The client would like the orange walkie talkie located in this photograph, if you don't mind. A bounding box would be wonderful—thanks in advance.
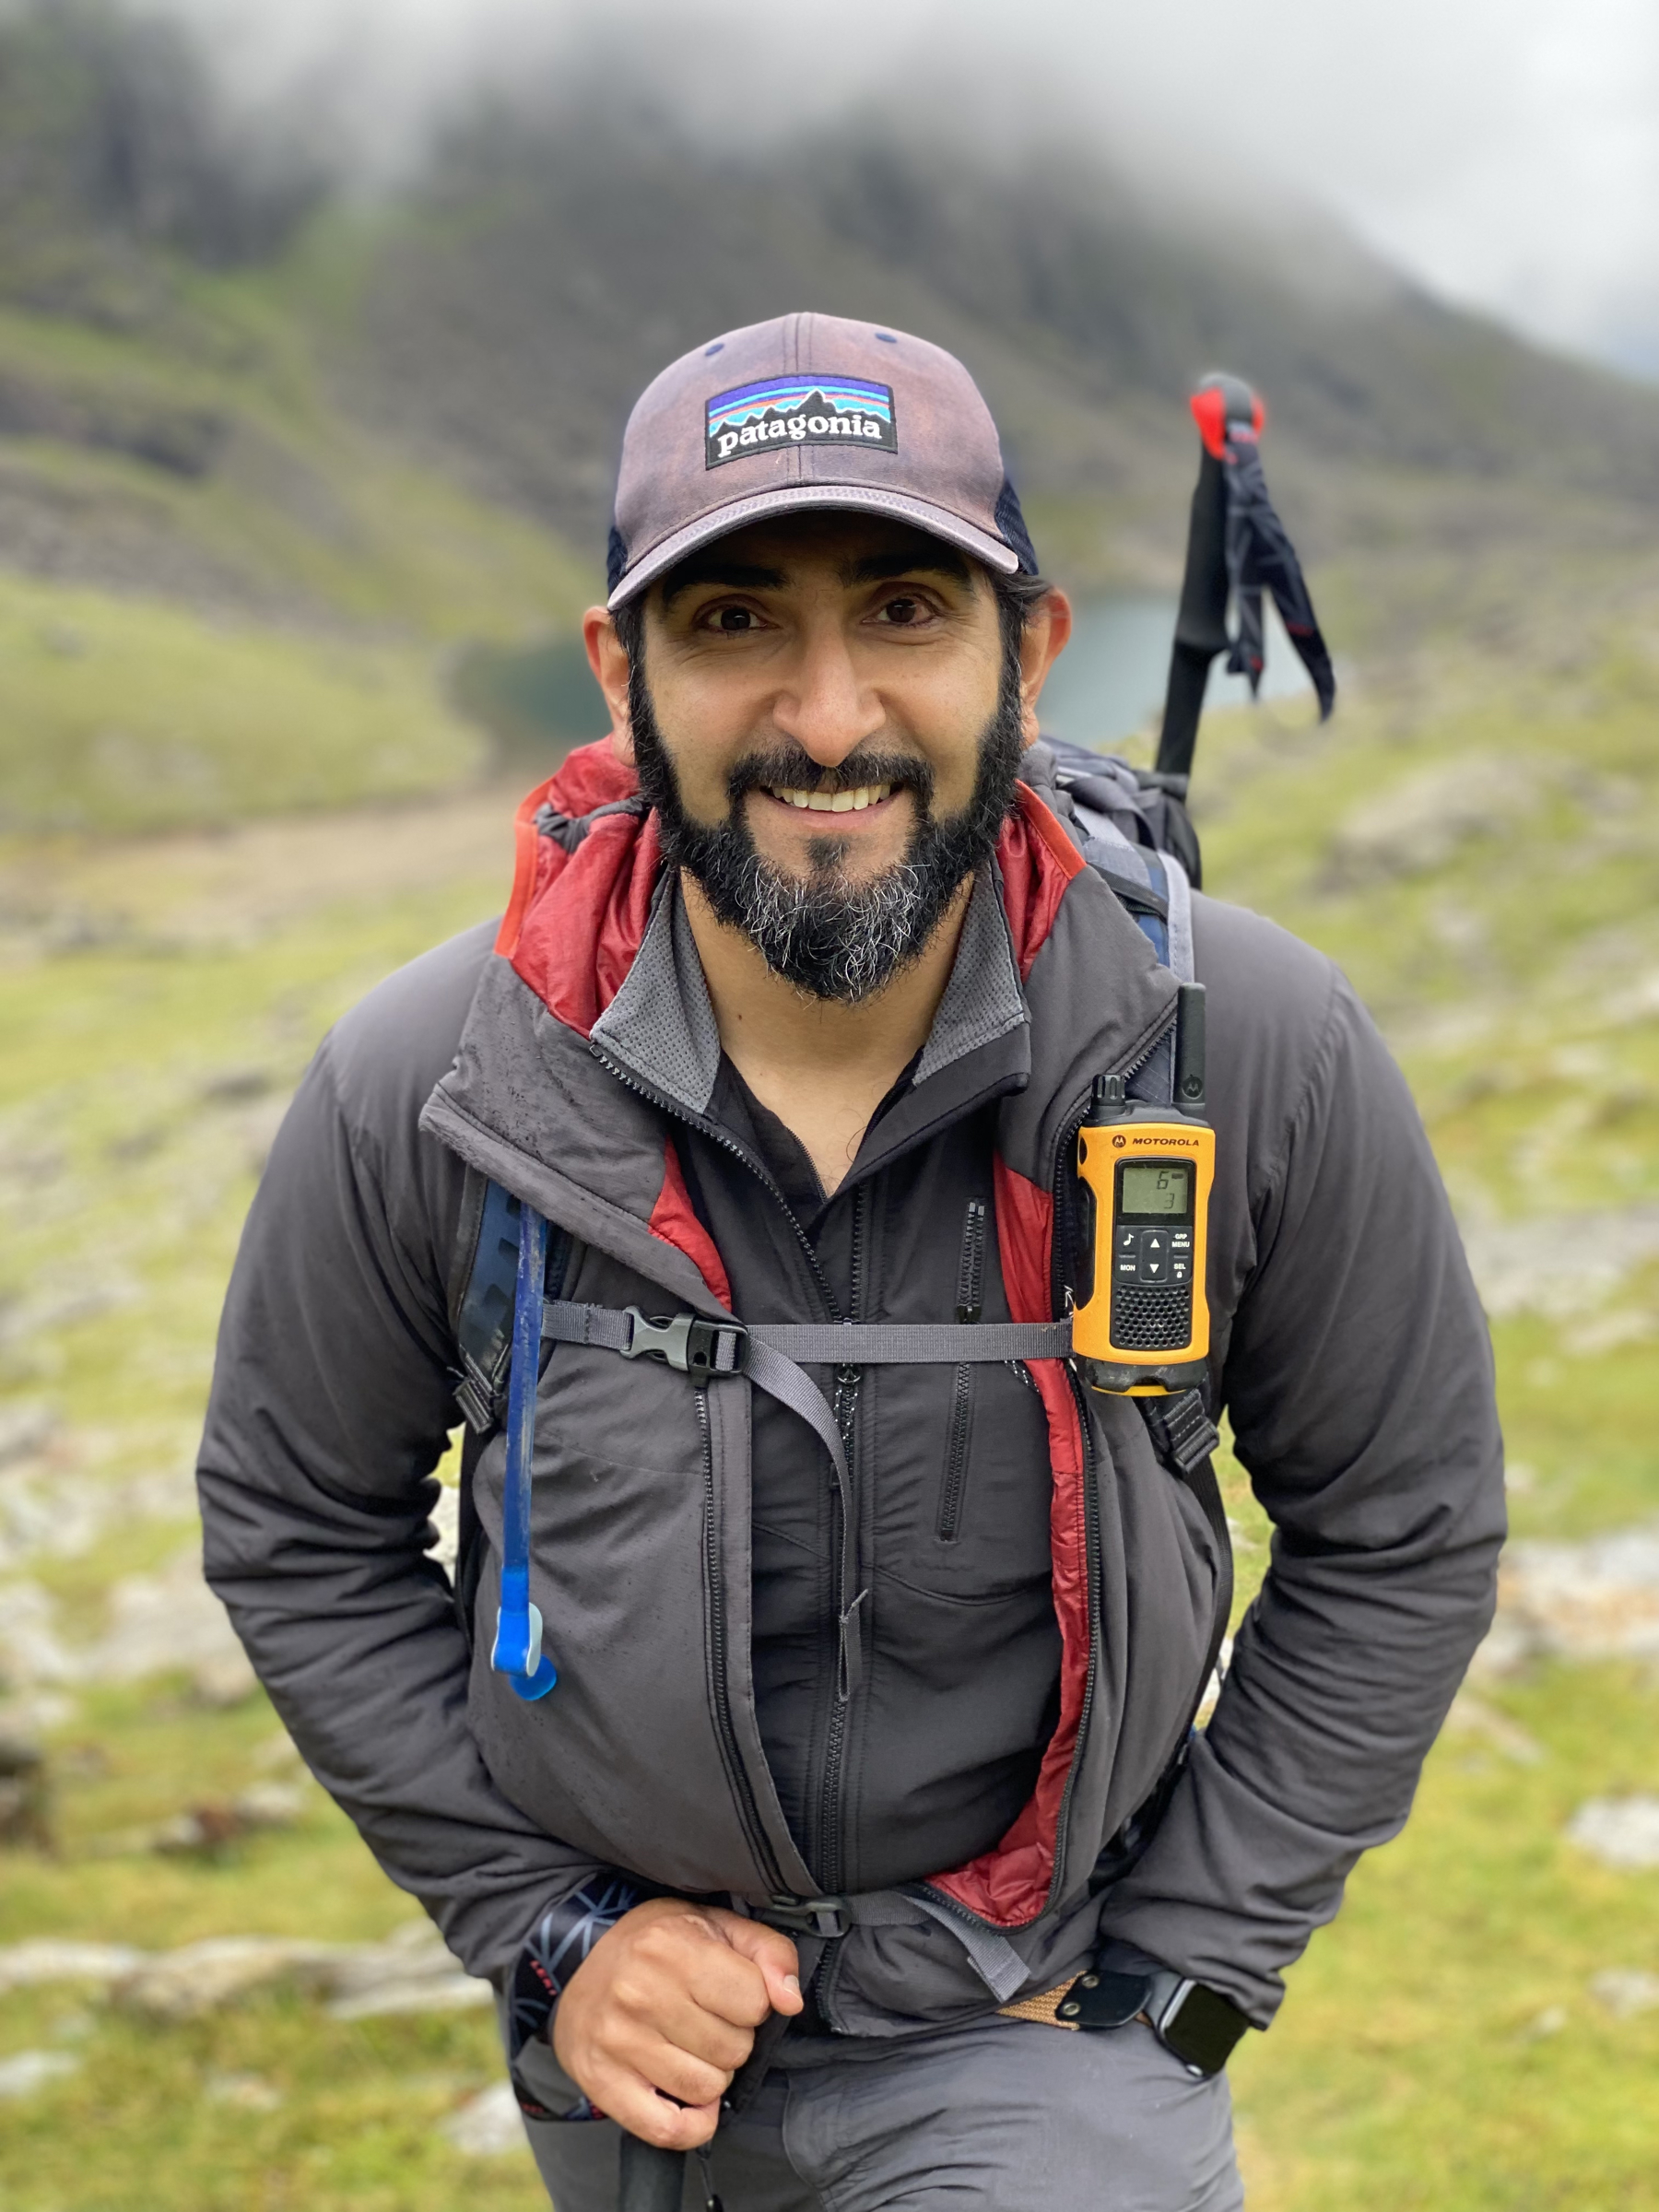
[1073,982,1214,1397]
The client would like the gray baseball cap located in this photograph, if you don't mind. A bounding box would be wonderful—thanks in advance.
[606,310,1040,608]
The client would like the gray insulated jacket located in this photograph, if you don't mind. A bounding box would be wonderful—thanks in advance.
[197,739,1505,2035]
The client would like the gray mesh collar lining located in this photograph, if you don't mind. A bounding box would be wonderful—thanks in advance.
[589,873,724,1116]
[588,861,1030,1120]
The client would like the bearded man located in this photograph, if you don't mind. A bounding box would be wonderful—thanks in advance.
[199,313,1503,2211]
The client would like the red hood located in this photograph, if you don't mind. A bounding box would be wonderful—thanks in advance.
[497,737,1084,1036]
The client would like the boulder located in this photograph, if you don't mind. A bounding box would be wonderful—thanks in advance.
[1565,1796,1659,1871]
[1471,1523,1659,1678]
[0,1940,146,1994]
[1590,1968,1659,2019]
[441,2080,529,2159]
[0,2051,81,2100]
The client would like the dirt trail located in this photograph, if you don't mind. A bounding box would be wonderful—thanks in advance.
[0,778,530,951]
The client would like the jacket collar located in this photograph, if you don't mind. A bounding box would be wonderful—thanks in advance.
[589,861,1030,1126]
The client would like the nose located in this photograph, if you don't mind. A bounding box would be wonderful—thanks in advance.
[770,624,884,771]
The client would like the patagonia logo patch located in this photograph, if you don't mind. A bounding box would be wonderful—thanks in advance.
[705,375,897,468]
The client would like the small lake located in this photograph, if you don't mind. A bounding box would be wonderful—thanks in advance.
[456,594,1313,768]
[1036,593,1312,752]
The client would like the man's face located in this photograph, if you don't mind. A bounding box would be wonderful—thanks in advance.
[631,512,1009,884]
[588,513,1065,1001]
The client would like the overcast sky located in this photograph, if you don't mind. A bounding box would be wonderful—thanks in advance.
[164,0,1659,379]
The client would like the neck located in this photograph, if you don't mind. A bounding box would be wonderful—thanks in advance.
[680,870,973,1195]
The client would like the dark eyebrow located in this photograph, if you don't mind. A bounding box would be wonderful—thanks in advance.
[659,560,787,607]
[841,547,973,587]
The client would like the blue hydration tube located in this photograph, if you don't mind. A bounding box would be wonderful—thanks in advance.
[489,1201,559,1701]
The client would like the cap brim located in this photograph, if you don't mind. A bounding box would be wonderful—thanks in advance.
[607,484,1019,609]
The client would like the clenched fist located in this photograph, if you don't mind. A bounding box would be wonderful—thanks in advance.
[552,1899,803,2148]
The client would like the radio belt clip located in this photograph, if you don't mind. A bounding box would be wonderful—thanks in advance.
[1073,982,1215,1398]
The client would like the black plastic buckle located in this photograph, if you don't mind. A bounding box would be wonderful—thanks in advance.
[1140,1390,1220,1477]
[621,1310,748,1380]
[762,1896,848,1939]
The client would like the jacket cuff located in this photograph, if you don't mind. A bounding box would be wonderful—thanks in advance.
[506,1871,644,2116]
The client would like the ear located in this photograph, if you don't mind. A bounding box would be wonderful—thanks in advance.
[1017,588,1073,747]
[583,606,635,763]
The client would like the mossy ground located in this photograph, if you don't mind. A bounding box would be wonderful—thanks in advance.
[2,611,1657,2207]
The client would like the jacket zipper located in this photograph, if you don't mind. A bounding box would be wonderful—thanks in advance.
[696,1385,787,1895]
[817,1182,867,1896]
[936,1199,986,1542]
[591,1043,843,1900]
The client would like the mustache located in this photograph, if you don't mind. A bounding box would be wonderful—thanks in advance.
[724,745,936,810]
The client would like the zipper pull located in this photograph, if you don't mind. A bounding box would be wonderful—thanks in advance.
[837,1589,868,1701]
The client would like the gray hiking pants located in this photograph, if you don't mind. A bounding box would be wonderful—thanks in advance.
[511,2016,1243,2211]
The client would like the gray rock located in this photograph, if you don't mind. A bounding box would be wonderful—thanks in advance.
[0,2050,81,2099]
[91,1546,247,1686]
[0,1403,55,1469]
[0,1923,489,2023]
[0,1940,146,1994]
[1460,1206,1659,1324]
[1471,1524,1659,1679]
[1589,1968,1659,2018]
[441,2080,530,2159]
[189,1647,261,1709]
[1566,1796,1659,1871]
[117,1937,350,2020]
[115,1924,488,2021]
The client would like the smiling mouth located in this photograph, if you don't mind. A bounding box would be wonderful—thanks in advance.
[765,782,894,814]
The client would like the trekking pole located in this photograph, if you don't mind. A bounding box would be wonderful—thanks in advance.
[1156,372,1244,783]
[1156,371,1335,786]
[618,2133,688,2211]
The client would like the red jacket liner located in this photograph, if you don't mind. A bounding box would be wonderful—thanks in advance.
[496,738,1091,1927]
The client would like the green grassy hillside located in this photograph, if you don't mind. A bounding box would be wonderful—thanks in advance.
[2,596,1657,2207]
[1,9,1657,2206]
[5,1,1659,840]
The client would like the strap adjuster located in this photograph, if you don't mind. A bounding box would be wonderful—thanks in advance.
[620,1308,749,1379]
[761,1895,848,1939]
[1140,1390,1220,1477]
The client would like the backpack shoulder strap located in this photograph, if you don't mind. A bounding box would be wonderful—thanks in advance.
[450,1170,574,1432]
[446,1170,573,1653]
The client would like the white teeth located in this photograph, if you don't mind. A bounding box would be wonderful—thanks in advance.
[770,782,893,814]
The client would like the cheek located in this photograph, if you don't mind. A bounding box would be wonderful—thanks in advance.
[899,671,1001,813]
[650,698,748,821]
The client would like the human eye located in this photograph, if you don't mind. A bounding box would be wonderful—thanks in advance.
[870,588,943,630]
[690,599,771,637]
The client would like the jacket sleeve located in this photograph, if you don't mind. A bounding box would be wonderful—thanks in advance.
[1097,956,1506,2022]
[196,954,613,1982]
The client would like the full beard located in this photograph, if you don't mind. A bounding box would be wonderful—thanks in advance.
[629,657,1027,1005]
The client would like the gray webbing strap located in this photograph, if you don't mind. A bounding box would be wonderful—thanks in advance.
[540,1301,634,1355]
[537,1301,1074,1708]
[748,1321,1072,1365]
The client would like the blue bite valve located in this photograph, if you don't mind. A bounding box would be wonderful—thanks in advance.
[488,1201,559,1702]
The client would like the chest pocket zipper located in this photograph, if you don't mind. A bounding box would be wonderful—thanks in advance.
[936,1199,987,1543]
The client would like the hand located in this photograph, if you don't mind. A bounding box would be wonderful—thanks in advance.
[551,1899,803,2149]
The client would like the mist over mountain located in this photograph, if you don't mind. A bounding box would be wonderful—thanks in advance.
[1,0,1657,627]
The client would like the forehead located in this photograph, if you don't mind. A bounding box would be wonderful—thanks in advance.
[653,511,982,606]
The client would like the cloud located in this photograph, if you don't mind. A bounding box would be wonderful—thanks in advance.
[147,0,1659,375]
